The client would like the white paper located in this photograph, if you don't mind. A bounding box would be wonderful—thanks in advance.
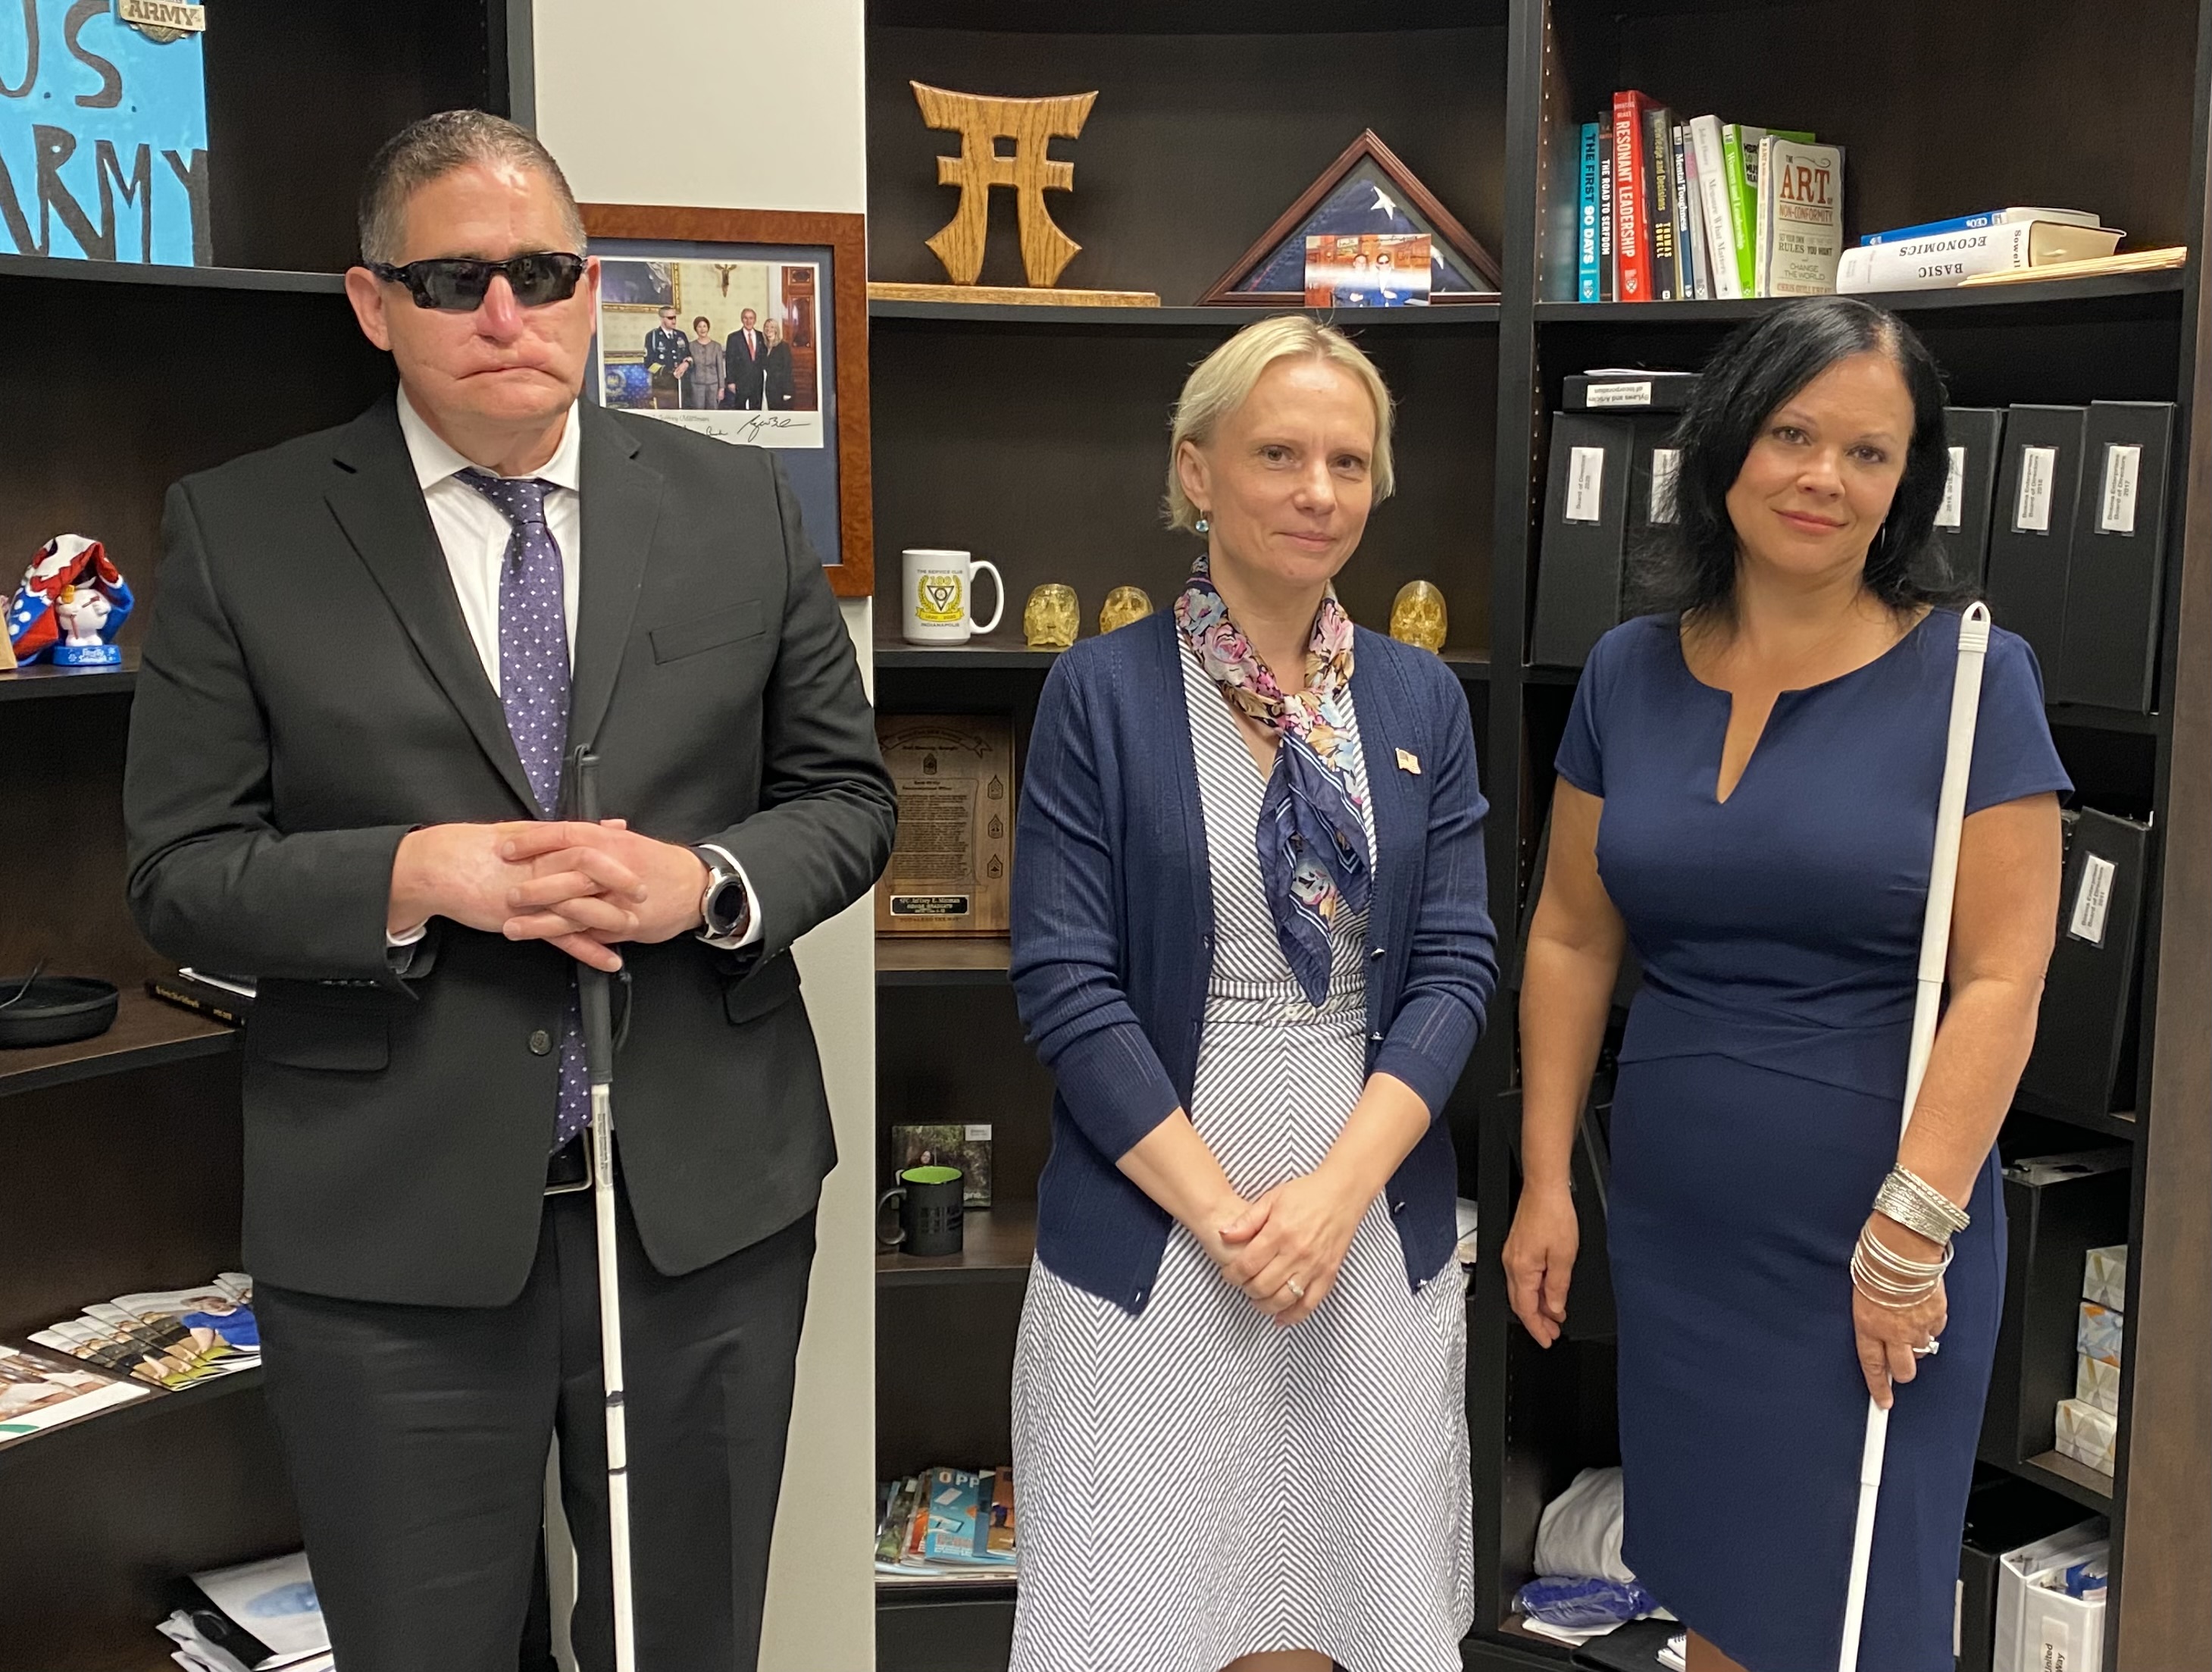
[2067,853,2116,946]
[189,1552,329,1659]
[1583,380,1652,409]
[1649,449,1682,524]
[1564,446,1606,524]
[2098,443,2142,534]
[2015,445,2058,533]
[1936,445,1967,529]
[963,1122,992,1141]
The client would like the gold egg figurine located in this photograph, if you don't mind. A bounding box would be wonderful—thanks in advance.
[1098,585,1154,634]
[1023,584,1081,650]
[1389,579,1449,653]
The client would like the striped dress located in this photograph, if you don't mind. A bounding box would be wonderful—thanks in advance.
[1008,647,1473,1672]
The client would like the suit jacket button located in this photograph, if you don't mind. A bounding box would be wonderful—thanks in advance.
[528,1029,553,1056]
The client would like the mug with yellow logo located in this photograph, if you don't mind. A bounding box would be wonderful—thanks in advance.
[903,548,1005,645]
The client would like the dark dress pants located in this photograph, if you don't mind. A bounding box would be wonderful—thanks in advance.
[258,1184,816,1672]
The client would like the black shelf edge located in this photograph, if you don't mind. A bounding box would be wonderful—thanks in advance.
[1535,269,2186,325]
[0,994,240,1102]
[0,650,141,703]
[874,1575,1018,1599]
[2045,703,2162,736]
[868,298,1502,330]
[0,1366,262,1478]
[878,966,1011,988]
[874,640,1064,670]
[1984,1448,2116,1513]
[2012,1086,2141,1143]
[0,252,348,297]
[878,1206,1035,1288]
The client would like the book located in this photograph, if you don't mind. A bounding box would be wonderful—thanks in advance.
[1958,245,2185,286]
[0,1342,150,1448]
[1611,92,1657,302]
[1675,122,1713,299]
[1730,124,1814,294]
[147,967,256,1026]
[1597,138,1615,300]
[1670,123,1707,299]
[890,1122,993,1208]
[1860,207,2101,245]
[1835,221,2123,294]
[987,1464,1017,1558]
[2054,400,2177,712]
[1757,135,1844,295]
[1644,102,1679,301]
[874,1464,1018,1583]
[1577,122,1601,302]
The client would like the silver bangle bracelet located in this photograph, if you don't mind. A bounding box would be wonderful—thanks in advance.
[1873,1166,1970,1245]
[1851,1223,1953,1309]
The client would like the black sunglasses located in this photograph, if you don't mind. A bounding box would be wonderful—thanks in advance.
[368,252,587,312]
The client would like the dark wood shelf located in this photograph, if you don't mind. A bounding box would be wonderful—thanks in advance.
[0,253,347,299]
[2013,1087,2140,1143]
[0,1367,262,1480]
[870,298,1502,330]
[874,637,1065,671]
[874,1571,1018,1598]
[872,0,1506,31]
[2004,1448,2117,1511]
[0,990,239,1101]
[878,938,1012,985]
[0,650,140,703]
[1534,268,2186,326]
[2045,703,2164,737]
[875,1589,1018,1672]
[878,1204,1036,1288]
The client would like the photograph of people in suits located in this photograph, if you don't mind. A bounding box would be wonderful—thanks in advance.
[680,315,725,409]
[724,308,768,410]
[640,305,688,408]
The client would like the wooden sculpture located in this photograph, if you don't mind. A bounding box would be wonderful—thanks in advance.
[868,82,1159,308]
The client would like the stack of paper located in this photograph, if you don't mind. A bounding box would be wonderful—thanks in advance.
[158,1551,333,1672]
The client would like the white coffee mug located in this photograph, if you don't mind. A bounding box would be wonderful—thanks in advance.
[903,549,1005,644]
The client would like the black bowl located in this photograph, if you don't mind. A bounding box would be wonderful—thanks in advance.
[0,975,120,1048]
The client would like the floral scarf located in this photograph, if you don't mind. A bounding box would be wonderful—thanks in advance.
[1175,556,1370,1005]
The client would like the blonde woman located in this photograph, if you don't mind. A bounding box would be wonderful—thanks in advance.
[1009,316,1499,1672]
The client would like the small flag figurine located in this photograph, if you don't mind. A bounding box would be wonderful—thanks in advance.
[1396,748,1422,775]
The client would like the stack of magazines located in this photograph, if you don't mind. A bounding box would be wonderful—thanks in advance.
[0,1342,150,1448]
[27,1273,259,1392]
[158,1550,333,1672]
[875,1465,1016,1586]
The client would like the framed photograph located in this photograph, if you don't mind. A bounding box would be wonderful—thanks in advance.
[1305,233,1432,308]
[578,205,873,596]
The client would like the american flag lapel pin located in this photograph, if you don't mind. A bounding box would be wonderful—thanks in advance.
[1396,748,1421,775]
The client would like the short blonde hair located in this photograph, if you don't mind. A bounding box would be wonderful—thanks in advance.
[1164,315,1397,532]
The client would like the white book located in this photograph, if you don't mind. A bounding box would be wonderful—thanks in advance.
[1676,127,1712,299]
[1687,116,1741,299]
[1759,136,1844,295]
[1837,220,2126,293]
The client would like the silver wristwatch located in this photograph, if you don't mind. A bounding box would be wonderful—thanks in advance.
[693,844,752,949]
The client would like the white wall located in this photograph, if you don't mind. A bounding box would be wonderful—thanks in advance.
[530,7,874,1670]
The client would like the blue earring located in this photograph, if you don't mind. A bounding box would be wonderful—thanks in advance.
[1194,515,1211,535]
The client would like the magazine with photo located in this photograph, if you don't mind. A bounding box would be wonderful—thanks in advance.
[0,1342,150,1448]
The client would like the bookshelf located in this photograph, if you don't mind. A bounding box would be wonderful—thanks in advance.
[863,2,2210,1669]
[0,6,523,1666]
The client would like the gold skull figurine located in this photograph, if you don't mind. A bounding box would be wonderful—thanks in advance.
[1098,585,1154,634]
[1023,584,1081,650]
[1389,580,1449,653]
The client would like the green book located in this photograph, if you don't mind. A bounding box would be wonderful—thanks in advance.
[1723,124,1815,296]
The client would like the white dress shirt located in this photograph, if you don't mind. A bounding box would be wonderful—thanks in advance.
[387,392,759,949]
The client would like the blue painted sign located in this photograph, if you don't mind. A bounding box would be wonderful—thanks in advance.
[1,2,211,265]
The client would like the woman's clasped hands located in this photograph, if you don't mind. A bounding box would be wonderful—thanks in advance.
[1203,1165,1371,1328]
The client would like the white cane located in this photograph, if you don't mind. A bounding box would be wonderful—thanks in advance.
[569,747,640,1672]
[1836,602,1991,1670]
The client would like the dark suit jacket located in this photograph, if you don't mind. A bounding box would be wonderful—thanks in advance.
[763,341,795,409]
[1010,612,1497,1313]
[726,329,768,400]
[124,396,896,1308]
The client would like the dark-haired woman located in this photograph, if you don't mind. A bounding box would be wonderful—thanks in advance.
[1502,298,2069,1672]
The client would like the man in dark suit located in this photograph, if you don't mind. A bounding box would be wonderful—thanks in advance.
[725,306,768,409]
[122,111,896,1672]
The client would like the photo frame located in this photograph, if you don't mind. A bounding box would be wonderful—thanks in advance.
[1200,130,1503,306]
[578,205,873,596]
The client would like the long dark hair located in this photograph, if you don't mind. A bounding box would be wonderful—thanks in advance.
[1627,296,1961,620]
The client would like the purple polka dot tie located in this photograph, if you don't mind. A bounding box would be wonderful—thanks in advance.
[460,470,590,1149]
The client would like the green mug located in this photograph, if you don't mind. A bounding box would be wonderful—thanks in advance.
[878,1164,965,1256]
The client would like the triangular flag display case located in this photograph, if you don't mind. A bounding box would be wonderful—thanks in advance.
[1200,129,1504,306]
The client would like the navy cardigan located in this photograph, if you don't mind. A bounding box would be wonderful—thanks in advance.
[1010,610,1499,1314]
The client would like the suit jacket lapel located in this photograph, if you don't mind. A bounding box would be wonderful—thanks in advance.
[324,399,538,813]
[568,405,663,755]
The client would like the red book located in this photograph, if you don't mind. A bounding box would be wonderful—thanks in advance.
[1611,90,1656,302]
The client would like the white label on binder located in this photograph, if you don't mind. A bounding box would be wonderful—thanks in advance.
[964,1122,993,1141]
[1935,446,1967,529]
[2098,443,2142,534]
[1564,446,1605,523]
[2067,853,2117,946]
[1585,380,1652,409]
[2015,445,2057,532]
[1649,449,1682,524]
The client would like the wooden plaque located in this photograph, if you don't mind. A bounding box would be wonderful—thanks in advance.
[874,715,1015,936]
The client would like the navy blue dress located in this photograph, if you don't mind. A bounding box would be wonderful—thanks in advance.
[1555,610,2071,1672]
